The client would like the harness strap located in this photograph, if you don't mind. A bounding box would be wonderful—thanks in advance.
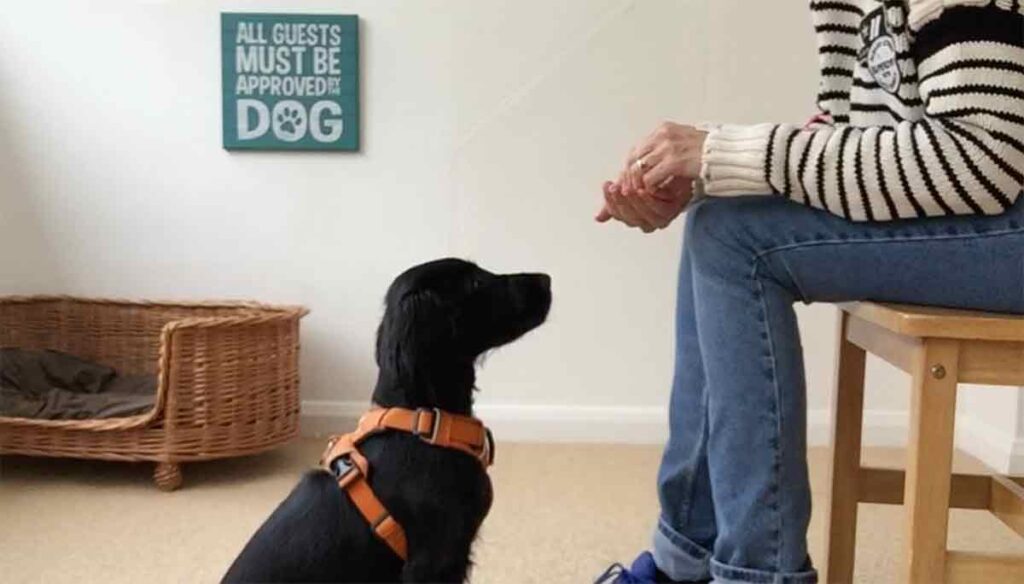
[319,407,494,561]
[358,407,493,466]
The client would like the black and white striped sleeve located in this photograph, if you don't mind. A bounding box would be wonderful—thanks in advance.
[699,6,1024,221]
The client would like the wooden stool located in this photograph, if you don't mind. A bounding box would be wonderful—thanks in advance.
[824,302,1024,583]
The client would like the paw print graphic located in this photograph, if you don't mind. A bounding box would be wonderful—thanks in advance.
[276,106,304,137]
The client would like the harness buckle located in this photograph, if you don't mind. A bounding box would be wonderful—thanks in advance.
[330,453,361,487]
[413,407,442,443]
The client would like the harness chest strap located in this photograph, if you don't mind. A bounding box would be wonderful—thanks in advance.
[319,407,494,561]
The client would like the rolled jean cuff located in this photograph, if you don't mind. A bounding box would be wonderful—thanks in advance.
[652,518,711,581]
[710,558,818,584]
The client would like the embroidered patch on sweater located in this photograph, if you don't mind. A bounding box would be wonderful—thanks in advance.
[859,4,903,93]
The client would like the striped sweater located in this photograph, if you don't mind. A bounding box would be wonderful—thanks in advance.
[700,0,1024,221]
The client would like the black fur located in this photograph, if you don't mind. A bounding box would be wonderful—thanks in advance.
[223,258,552,583]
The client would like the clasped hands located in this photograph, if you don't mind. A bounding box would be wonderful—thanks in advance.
[595,122,708,233]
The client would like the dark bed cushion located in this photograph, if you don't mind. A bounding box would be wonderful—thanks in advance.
[0,348,156,420]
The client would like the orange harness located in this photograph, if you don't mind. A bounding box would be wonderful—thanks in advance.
[319,407,495,561]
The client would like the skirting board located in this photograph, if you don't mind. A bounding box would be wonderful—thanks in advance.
[956,413,1024,475]
[300,402,670,444]
[301,401,1024,474]
[301,401,910,446]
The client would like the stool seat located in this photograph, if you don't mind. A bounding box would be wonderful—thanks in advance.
[842,302,1024,341]
[824,302,1024,583]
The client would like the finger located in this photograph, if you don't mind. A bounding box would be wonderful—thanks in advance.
[605,190,639,227]
[655,176,694,203]
[612,192,655,230]
[625,138,656,194]
[610,179,629,200]
[627,141,661,192]
[636,146,670,193]
[620,165,631,194]
[655,196,686,221]
[640,191,689,230]
[603,182,622,214]
[603,190,630,224]
[629,191,669,228]
[626,139,657,174]
[617,170,636,198]
[634,193,676,228]
[643,156,685,191]
[653,182,695,215]
[655,174,677,193]
[596,182,615,222]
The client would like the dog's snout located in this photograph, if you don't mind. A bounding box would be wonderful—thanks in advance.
[513,273,552,299]
[510,273,552,318]
[515,273,550,289]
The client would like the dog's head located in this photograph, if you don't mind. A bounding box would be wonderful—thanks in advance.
[374,258,551,412]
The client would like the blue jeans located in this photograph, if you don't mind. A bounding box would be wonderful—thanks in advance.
[653,195,1024,584]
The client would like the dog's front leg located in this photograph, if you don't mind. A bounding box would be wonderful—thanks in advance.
[400,533,474,584]
[401,557,470,584]
[397,496,483,583]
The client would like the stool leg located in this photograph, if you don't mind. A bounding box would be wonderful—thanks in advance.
[903,339,959,584]
[824,312,867,584]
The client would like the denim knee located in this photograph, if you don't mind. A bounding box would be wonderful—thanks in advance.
[685,196,766,279]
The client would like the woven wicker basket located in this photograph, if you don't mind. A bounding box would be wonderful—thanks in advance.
[0,296,309,490]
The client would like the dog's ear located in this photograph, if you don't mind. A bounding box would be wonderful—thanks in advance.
[375,289,453,395]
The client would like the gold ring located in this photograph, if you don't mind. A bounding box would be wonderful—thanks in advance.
[634,157,648,171]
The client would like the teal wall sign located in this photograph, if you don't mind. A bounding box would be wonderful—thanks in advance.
[221,13,359,151]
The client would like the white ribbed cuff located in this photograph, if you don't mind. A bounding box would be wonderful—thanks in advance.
[700,124,776,197]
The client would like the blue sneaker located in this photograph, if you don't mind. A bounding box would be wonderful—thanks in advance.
[594,551,660,583]
[594,551,710,584]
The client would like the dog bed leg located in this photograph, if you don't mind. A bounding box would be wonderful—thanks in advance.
[154,462,183,491]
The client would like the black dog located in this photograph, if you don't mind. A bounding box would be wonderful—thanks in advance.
[223,258,552,583]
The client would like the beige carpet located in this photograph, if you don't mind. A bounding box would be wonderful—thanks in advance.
[1,441,1022,583]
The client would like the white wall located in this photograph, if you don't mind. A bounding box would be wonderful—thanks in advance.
[2,0,1020,469]
[0,75,64,293]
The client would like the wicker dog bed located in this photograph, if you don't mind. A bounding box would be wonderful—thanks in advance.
[0,296,308,490]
